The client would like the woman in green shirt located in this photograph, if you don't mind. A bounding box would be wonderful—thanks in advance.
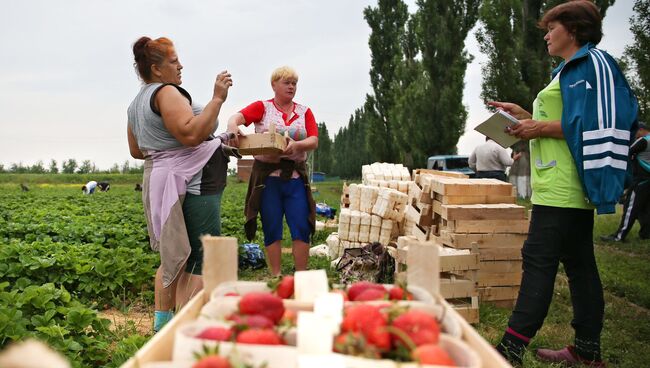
[488,2,633,366]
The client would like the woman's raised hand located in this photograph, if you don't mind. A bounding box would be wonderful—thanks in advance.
[488,101,532,120]
[213,70,233,102]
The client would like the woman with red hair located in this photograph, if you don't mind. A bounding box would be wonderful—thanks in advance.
[127,36,234,332]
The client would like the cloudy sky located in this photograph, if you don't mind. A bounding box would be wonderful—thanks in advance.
[0,0,635,170]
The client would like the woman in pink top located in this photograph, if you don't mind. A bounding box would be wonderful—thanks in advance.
[227,66,318,276]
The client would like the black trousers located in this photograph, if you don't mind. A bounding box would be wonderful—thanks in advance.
[476,170,507,182]
[614,179,650,241]
[508,205,604,343]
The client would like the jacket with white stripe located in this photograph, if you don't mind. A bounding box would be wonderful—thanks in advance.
[553,43,639,214]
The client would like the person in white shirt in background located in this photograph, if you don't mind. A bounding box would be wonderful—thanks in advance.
[81,181,97,195]
[469,137,522,182]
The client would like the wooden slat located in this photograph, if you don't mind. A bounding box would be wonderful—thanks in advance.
[478,286,520,301]
[476,270,522,287]
[444,219,529,234]
[440,277,478,299]
[440,204,527,221]
[436,231,527,249]
[479,260,522,273]
[433,192,516,205]
[430,177,513,196]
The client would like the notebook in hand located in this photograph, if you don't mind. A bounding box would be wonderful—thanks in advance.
[474,110,521,148]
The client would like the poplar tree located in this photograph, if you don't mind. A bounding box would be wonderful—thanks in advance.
[477,0,615,112]
[392,0,479,166]
[363,0,410,162]
[314,122,333,174]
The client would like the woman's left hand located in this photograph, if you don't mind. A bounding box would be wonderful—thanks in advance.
[507,119,543,140]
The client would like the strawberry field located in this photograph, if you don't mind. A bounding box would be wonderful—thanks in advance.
[1,175,649,367]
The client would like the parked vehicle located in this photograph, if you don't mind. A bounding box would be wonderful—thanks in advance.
[426,155,475,177]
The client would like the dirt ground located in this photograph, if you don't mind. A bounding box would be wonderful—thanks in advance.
[99,306,153,336]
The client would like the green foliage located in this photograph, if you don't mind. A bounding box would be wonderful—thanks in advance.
[0,173,143,184]
[0,186,157,306]
[476,0,615,112]
[62,158,78,174]
[0,282,113,367]
[314,122,333,174]
[330,109,373,178]
[622,0,650,123]
[49,159,59,174]
[363,0,410,163]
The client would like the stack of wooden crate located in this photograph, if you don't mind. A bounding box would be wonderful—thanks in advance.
[429,177,528,310]
[393,235,480,323]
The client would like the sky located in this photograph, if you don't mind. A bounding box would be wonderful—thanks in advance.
[0,0,636,171]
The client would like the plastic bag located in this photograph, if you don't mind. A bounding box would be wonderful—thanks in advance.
[238,243,266,270]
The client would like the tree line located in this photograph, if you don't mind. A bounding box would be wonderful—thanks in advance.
[314,0,649,179]
[0,159,144,174]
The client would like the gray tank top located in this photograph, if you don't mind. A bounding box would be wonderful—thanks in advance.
[127,83,216,194]
[127,83,208,151]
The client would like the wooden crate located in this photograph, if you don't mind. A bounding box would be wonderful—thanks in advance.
[122,236,511,368]
[237,124,287,155]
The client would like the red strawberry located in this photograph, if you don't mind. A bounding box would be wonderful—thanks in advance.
[195,326,233,341]
[388,286,413,301]
[391,310,440,347]
[277,275,295,299]
[347,281,386,301]
[354,288,388,301]
[412,344,456,366]
[341,304,391,351]
[238,292,285,324]
[228,313,275,330]
[267,275,295,299]
[192,355,231,368]
[236,328,283,345]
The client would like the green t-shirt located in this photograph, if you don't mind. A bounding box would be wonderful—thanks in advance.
[530,74,593,209]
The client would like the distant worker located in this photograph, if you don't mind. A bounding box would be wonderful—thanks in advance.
[97,182,111,192]
[81,181,97,195]
[469,137,521,181]
[601,122,650,242]
[134,183,143,192]
[20,183,29,192]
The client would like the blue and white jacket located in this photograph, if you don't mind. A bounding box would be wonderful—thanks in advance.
[554,43,639,214]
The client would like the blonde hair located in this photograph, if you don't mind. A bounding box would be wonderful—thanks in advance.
[270,66,298,83]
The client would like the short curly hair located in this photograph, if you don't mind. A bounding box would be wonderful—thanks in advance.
[539,0,602,46]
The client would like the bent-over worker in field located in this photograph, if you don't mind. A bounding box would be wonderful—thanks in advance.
[489,1,638,366]
[81,180,97,195]
[227,66,318,276]
[127,36,233,332]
